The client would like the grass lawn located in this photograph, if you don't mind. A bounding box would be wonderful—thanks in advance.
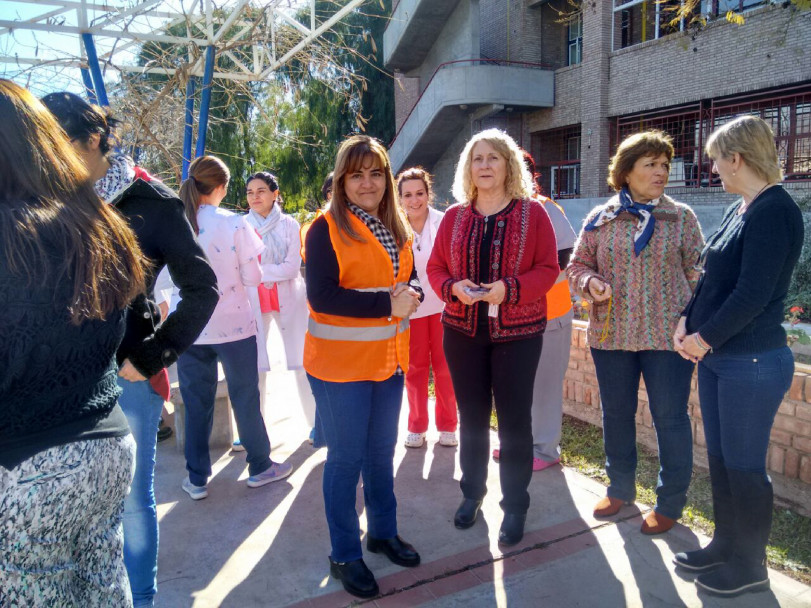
[558,414,811,585]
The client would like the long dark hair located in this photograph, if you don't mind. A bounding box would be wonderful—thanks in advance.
[40,91,120,154]
[179,156,230,234]
[0,80,144,324]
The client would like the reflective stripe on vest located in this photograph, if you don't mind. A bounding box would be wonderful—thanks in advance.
[308,317,409,342]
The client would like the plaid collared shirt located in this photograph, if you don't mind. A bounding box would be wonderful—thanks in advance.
[347,202,400,279]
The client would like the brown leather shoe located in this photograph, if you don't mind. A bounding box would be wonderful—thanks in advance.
[593,496,629,518]
[641,511,675,535]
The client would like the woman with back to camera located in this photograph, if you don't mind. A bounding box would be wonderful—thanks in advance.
[177,156,293,500]
[0,79,145,606]
[304,135,423,599]
[244,171,311,435]
[42,91,218,608]
[568,130,704,534]
[673,116,803,597]
[397,166,458,450]
[426,128,559,546]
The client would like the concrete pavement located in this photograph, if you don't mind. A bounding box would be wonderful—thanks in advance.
[153,366,811,608]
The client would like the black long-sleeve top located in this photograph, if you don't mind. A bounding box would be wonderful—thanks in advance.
[115,179,219,376]
[304,216,422,317]
[684,185,803,354]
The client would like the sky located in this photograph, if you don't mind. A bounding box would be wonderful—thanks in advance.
[0,0,317,96]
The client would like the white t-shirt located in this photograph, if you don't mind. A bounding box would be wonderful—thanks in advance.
[189,205,264,344]
[544,200,577,252]
[411,207,445,320]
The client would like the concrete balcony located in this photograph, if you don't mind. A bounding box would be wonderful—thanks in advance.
[388,61,555,173]
[384,0,462,71]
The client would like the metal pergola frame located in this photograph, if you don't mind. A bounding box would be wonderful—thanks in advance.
[0,0,366,177]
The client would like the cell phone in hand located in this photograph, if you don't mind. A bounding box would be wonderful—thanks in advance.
[463,286,490,297]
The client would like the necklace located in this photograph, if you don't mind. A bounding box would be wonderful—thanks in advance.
[738,183,773,215]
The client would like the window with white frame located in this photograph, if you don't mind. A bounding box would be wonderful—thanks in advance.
[568,14,582,65]
[613,0,695,50]
[703,0,769,16]
[532,126,581,199]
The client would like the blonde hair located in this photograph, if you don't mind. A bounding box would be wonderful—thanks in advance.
[705,115,783,183]
[452,128,533,204]
[330,135,410,247]
[607,131,674,192]
[179,155,230,234]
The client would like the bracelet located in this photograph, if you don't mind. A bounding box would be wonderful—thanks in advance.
[693,333,711,352]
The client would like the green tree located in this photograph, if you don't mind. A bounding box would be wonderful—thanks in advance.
[251,0,394,210]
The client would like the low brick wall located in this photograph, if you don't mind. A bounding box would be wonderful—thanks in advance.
[563,321,811,515]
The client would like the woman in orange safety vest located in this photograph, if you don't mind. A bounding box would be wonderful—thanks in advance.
[303,135,423,599]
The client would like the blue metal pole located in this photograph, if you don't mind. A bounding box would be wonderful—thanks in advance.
[80,67,97,104]
[182,77,196,181]
[81,33,109,106]
[195,46,216,159]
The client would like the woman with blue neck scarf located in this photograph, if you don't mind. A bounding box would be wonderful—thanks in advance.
[568,131,704,535]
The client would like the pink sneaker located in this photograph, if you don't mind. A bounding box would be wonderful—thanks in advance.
[533,457,560,472]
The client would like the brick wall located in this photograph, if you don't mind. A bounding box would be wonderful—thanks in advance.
[607,5,811,118]
[564,321,811,515]
[578,0,613,198]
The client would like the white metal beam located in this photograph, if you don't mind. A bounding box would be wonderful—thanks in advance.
[264,0,365,75]
[1,0,368,84]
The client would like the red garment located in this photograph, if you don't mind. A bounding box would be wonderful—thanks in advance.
[426,198,559,341]
[406,313,457,433]
[257,283,280,313]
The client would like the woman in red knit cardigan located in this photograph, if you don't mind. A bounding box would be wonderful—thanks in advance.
[427,128,558,546]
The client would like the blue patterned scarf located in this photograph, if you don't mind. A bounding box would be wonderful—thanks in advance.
[584,187,658,256]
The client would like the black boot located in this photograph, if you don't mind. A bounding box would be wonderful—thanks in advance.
[454,498,483,529]
[329,557,379,598]
[674,454,734,572]
[367,535,421,567]
[695,468,772,597]
[498,513,526,546]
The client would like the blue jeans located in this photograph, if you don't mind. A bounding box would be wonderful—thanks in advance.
[177,337,272,486]
[591,349,694,520]
[307,373,404,563]
[117,378,164,608]
[698,346,794,473]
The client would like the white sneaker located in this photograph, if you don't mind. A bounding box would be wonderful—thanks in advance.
[182,477,208,500]
[231,439,246,452]
[439,431,458,447]
[404,432,426,448]
[247,461,293,488]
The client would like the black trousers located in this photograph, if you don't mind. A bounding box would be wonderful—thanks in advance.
[443,326,542,515]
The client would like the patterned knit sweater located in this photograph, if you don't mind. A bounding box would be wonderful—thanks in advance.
[0,248,129,470]
[427,198,559,341]
[568,194,704,351]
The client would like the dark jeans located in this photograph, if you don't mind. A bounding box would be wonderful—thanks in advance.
[444,327,542,515]
[307,373,404,563]
[591,348,694,520]
[177,336,272,487]
[698,346,794,473]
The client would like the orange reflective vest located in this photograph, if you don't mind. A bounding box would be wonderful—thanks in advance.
[304,211,413,382]
[540,197,574,320]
